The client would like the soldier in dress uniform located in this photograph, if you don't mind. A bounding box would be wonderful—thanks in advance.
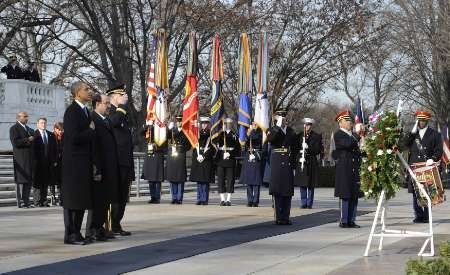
[142,122,166,204]
[215,117,240,206]
[107,85,134,236]
[166,115,191,204]
[294,118,323,209]
[267,108,297,225]
[190,116,215,205]
[401,110,443,223]
[332,110,362,228]
[240,122,264,207]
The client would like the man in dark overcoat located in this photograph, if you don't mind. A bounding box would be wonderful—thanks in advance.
[85,93,120,242]
[240,122,264,207]
[32,117,58,207]
[294,118,323,209]
[142,123,166,204]
[166,115,191,204]
[1,56,23,79]
[214,117,240,206]
[401,110,443,223]
[10,111,34,208]
[190,116,215,205]
[61,81,95,245]
[107,85,134,236]
[332,110,362,228]
[267,108,297,225]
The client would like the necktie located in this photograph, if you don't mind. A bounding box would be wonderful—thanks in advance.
[104,118,110,128]
[43,131,48,145]
[83,107,89,118]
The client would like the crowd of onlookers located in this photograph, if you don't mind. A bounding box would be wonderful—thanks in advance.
[10,111,63,208]
[1,55,41,82]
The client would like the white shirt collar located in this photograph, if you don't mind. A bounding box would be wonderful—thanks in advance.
[419,126,428,139]
[17,121,27,129]
[340,128,353,137]
[75,100,86,109]
[95,111,106,120]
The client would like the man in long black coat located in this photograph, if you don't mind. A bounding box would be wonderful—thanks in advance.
[85,93,120,241]
[32,117,57,207]
[214,118,240,206]
[401,110,443,223]
[166,115,191,204]
[332,110,362,228]
[23,61,41,82]
[142,123,166,204]
[10,111,34,208]
[267,108,297,225]
[190,116,215,205]
[107,85,134,236]
[62,81,95,245]
[294,118,323,209]
[1,56,23,79]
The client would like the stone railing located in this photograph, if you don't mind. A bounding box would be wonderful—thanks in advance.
[0,79,66,151]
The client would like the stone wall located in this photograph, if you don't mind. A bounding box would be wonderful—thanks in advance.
[0,79,66,151]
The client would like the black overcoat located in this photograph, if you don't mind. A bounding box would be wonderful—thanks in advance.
[190,130,216,183]
[61,101,95,210]
[294,131,322,188]
[32,130,57,189]
[9,123,34,184]
[332,129,362,199]
[92,112,120,204]
[166,128,191,182]
[267,126,297,196]
[1,64,23,79]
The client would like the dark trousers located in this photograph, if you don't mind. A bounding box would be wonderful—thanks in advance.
[300,187,315,207]
[196,182,210,202]
[111,203,126,231]
[33,184,48,205]
[412,191,429,220]
[340,198,358,224]
[247,185,260,204]
[16,183,31,207]
[217,166,235,193]
[170,182,185,201]
[149,181,161,200]
[274,195,292,222]
[63,208,85,240]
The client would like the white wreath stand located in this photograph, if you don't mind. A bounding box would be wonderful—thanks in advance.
[364,152,434,257]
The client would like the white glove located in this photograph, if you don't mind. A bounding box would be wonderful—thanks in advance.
[411,120,418,134]
[302,142,308,149]
[355,123,362,134]
[197,155,204,163]
[249,154,256,161]
[276,116,283,127]
[168,121,174,130]
[426,159,434,166]
[223,152,230,160]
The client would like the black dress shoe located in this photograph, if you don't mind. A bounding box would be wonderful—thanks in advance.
[275,220,282,225]
[226,201,231,206]
[220,201,226,206]
[203,202,208,205]
[113,229,131,236]
[171,200,176,204]
[413,218,424,223]
[84,236,95,244]
[253,204,258,207]
[105,231,116,239]
[196,201,202,205]
[64,239,85,245]
[176,200,182,205]
[348,222,361,228]
[301,205,307,209]
[284,220,293,225]
[423,219,429,223]
[339,222,349,228]
[95,235,108,242]
[307,206,312,209]
[247,202,252,207]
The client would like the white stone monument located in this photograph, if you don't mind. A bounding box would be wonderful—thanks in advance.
[0,79,66,151]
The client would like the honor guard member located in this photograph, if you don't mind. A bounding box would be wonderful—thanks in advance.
[240,122,264,207]
[107,85,134,236]
[166,115,191,204]
[267,108,297,225]
[294,118,323,209]
[402,110,443,223]
[142,121,166,204]
[332,110,362,228]
[215,117,240,206]
[190,116,216,205]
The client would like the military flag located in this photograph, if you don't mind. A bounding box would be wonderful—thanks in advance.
[154,29,169,146]
[210,34,225,141]
[238,33,253,145]
[254,32,270,142]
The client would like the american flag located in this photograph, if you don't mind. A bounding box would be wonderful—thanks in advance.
[146,34,158,125]
[441,124,450,167]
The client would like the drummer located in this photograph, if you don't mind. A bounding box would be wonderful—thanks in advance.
[402,110,443,223]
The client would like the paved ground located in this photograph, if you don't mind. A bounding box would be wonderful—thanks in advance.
[0,187,448,275]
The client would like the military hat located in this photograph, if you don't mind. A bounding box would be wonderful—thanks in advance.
[224,117,233,123]
[275,108,288,117]
[106,84,126,95]
[303,118,315,124]
[415,110,431,120]
[200,116,211,123]
[175,114,183,121]
[335,110,353,122]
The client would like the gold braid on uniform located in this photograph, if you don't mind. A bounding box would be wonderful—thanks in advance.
[116,107,127,115]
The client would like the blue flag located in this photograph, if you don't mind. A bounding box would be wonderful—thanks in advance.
[210,80,224,140]
[238,93,252,145]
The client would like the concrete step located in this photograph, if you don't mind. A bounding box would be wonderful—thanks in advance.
[0,183,15,191]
